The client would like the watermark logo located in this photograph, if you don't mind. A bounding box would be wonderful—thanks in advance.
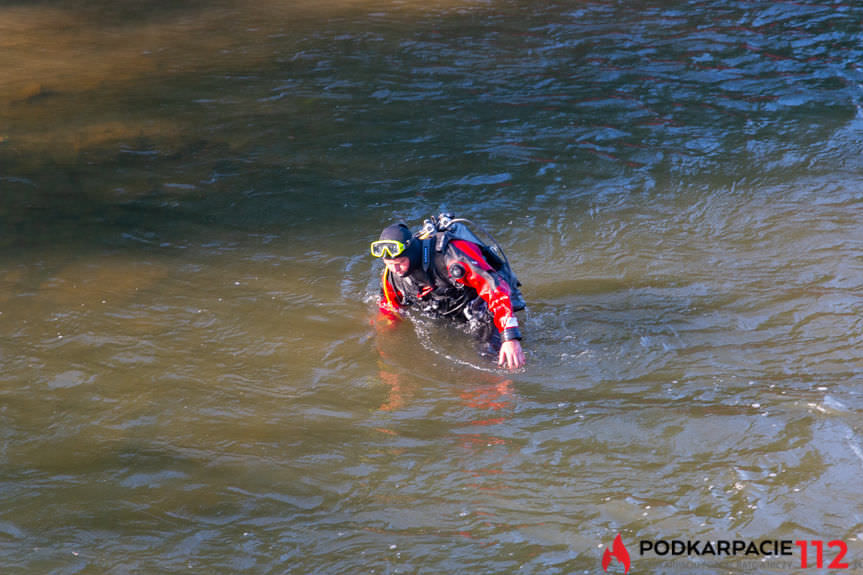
[599,535,854,571]
[602,534,631,573]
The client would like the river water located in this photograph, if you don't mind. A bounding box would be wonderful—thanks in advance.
[2,1,863,573]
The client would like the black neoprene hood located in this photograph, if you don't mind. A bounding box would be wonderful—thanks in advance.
[378,223,412,244]
[378,222,422,273]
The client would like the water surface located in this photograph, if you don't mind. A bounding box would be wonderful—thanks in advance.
[2,1,863,573]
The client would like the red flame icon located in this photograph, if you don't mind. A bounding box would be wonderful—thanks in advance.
[602,534,631,573]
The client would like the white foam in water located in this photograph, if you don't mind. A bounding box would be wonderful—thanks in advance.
[821,394,847,412]
[846,436,863,469]
[411,319,502,374]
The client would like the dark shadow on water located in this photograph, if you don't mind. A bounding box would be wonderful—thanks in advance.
[0,0,228,22]
[1,0,860,255]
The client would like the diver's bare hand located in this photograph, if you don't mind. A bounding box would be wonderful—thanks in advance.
[498,340,525,370]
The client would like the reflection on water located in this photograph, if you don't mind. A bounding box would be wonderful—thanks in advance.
[2,0,863,573]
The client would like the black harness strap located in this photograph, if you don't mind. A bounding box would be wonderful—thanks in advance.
[422,237,432,273]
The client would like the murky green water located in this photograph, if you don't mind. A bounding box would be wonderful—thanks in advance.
[2,1,863,573]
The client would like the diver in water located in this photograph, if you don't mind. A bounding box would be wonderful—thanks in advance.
[371,216,525,370]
